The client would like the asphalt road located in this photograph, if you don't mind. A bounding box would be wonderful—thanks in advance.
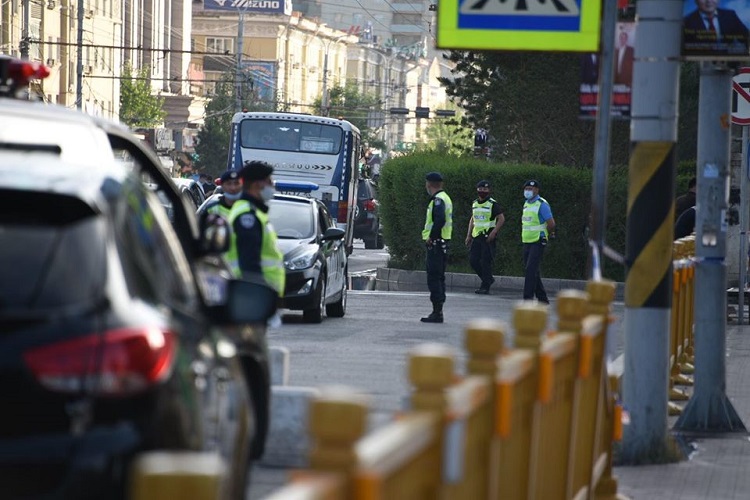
[347,240,389,275]
[248,287,626,499]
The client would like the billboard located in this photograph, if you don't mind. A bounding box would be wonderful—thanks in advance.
[241,61,277,103]
[203,0,292,14]
[682,0,750,59]
[579,22,635,119]
[437,0,601,52]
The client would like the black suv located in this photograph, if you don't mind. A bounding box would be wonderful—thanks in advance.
[0,56,276,499]
[354,178,384,249]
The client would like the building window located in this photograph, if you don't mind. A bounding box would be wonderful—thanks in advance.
[206,37,234,54]
[393,13,422,25]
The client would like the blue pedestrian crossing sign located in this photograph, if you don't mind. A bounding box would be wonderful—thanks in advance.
[437,0,601,52]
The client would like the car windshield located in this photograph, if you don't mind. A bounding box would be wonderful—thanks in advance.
[268,199,315,239]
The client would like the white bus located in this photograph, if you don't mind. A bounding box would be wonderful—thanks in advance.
[227,112,361,253]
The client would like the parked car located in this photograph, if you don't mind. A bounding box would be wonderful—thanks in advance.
[269,194,348,323]
[0,55,275,499]
[354,178,384,249]
[172,177,207,211]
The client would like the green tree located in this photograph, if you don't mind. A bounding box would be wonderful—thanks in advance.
[415,107,473,156]
[313,82,384,150]
[119,63,166,128]
[194,71,277,177]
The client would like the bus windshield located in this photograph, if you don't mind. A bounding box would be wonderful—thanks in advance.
[240,119,343,155]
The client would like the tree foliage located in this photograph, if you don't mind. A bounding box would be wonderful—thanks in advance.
[439,52,700,167]
[194,71,277,177]
[119,63,166,128]
[415,110,474,157]
[313,82,384,150]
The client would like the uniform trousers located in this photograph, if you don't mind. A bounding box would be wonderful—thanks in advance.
[426,240,448,304]
[522,240,549,303]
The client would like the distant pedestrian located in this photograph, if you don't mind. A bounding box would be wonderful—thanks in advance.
[421,172,453,323]
[521,180,555,304]
[465,180,505,294]
[202,169,242,218]
[675,176,697,222]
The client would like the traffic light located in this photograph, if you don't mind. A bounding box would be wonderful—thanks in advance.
[390,107,409,115]
[435,109,456,117]
[415,107,430,119]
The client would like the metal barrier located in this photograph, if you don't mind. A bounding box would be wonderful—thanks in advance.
[262,279,622,500]
[668,236,696,415]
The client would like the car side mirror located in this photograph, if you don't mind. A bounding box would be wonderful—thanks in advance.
[200,213,230,255]
[224,278,278,324]
[322,227,345,241]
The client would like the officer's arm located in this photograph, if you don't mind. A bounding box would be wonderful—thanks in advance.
[466,216,474,244]
[430,198,446,240]
[540,203,556,237]
[233,213,264,275]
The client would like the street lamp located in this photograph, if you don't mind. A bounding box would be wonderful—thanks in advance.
[321,33,350,116]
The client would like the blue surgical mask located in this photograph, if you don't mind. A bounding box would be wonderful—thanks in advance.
[223,191,242,201]
[524,189,534,200]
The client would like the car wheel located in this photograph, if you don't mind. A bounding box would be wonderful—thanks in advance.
[303,277,326,323]
[364,235,378,249]
[326,275,347,318]
[376,231,385,250]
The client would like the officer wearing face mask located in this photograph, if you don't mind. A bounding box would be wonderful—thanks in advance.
[227,161,285,296]
[466,180,505,294]
[521,180,555,304]
[203,169,243,218]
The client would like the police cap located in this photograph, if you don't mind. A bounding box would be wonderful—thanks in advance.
[241,161,274,182]
[524,179,540,189]
[220,170,240,182]
[476,180,490,188]
[425,172,443,182]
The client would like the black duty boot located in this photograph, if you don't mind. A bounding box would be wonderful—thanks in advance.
[420,302,444,323]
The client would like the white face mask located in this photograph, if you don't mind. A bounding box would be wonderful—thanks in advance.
[223,191,242,201]
[261,185,276,202]
[524,189,534,200]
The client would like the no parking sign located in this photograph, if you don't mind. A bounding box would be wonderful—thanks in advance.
[732,68,750,125]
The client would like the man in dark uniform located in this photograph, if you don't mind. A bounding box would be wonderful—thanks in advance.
[465,180,505,294]
[421,172,453,323]
[201,169,243,218]
[675,176,696,223]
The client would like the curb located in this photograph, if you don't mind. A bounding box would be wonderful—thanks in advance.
[375,268,626,300]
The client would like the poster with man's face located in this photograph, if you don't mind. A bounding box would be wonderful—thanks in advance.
[579,22,635,120]
[682,0,750,59]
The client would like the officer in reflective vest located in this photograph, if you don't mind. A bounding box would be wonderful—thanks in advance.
[465,180,505,294]
[202,169,242,218]
[227,161,285,296]
[521,179,556,303]
[421,171,453,323]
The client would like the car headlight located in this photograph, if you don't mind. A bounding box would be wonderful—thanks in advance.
[285,251,317,270]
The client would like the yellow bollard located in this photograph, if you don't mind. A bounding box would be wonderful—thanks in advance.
[513,302,549,350]
[465,319,506,378]
[128,452,226,500]
[308,386,369,494]
[409,344,455,412]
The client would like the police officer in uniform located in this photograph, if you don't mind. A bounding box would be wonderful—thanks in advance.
[421,172,453,323]
[226,161,285,460]
[521,180,555,304]
[465,180,505,294]
[203,169,242,218]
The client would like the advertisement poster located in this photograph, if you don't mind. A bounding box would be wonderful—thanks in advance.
[682,0,750,59]
[203,0,292,15]
[579,22,635,119]
[241,61,277,103]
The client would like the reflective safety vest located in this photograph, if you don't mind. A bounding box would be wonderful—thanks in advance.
[206,197,232,219]
[471,198,496,237]
[522,197,549,243]
[422,191,453,240]
[227,199,286,295]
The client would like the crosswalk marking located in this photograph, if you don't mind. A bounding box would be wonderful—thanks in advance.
[460,0,580,16]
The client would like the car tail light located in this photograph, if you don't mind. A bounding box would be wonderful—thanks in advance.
[363,199,377,212]
[23,327,177,397]
[338,201,348,222]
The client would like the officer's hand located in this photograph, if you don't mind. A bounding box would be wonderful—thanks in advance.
[549,231,557,240]
[488,231,497,243]
[465,236,472,247]
[426,238,433,247]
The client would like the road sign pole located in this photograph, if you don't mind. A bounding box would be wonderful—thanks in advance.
[740,125,749,325]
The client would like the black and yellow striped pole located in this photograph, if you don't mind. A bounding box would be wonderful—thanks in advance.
[620,0,682,463]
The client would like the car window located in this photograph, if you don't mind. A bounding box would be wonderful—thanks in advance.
[318,205,330,233]
[0,190,106,312]
[358,180,373,199]
[268,199,315,239]
[115,177,197,310]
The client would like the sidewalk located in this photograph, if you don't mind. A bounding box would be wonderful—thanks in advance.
[614,322,750,500]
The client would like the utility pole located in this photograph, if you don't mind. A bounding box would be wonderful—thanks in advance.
[76,0,84,109]
[674,63,745,433]
[235,10,244,113]
[20,0,30,60]
[588,0,618,280]
[620,0,682,463]
[321,48,330,116]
